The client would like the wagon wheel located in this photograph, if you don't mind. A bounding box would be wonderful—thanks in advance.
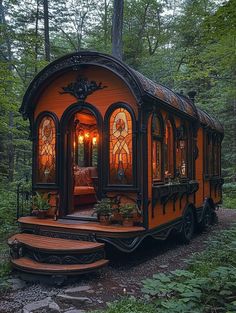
[180,207,195,244]
[199,204,214,231]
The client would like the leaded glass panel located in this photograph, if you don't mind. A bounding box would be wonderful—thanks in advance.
[109,108,133,185]
[37,116,56,183]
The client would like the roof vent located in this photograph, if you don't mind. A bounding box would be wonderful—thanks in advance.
[187,91,197,103]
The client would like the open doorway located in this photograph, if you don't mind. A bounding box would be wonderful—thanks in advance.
[67,108,99,219]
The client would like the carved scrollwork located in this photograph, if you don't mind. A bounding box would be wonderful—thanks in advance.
[26,249,105,265]
[60,76,107,101]
[9,239,23,259]
[33,230,97,242]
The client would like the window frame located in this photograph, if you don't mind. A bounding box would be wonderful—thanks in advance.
[176,123,189,178]
[164,116,176,181]
[151,112,164,184]
[33,111,59,189]
[104,102,137,190]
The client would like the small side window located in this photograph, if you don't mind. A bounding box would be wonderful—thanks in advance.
[152,113,163,182]
[164,119,174,178]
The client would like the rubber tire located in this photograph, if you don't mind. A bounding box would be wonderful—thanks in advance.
[179,207,195,244]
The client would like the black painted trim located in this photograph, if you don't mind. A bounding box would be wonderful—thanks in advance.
[59,101,103,217]
[103,102,138,190]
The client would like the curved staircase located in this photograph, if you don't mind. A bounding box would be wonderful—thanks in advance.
[8,233,108,277]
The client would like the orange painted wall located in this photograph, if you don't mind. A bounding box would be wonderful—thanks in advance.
[195,128,204,207]
[147,112,189,229]
[34,66,138,120]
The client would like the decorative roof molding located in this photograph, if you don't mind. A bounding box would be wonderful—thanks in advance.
[19,51,223,134]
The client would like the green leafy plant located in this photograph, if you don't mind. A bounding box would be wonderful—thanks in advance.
[32,192,50,211]
[93,198,115,216]
[91,297,157,313]
[119,203,137,218]
[141,225,236,313]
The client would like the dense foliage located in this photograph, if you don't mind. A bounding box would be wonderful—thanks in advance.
[92,224,236,313]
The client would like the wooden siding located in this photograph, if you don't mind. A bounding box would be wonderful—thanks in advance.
[195,128,204,207]
[34,66,138,120]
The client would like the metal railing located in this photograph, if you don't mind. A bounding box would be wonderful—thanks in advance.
[16,182,32,219]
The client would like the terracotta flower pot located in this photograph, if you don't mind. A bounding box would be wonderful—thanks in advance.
[37,210,48,219]
[99,214,110,226]
[122,218,134,227]
[111,210,123,224]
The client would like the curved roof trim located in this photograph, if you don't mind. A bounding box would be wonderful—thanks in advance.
[20,51,145,118]
[197,108,223,134]
[20,51,223,134]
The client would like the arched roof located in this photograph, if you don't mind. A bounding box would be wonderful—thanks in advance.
[20,51,223,134]
[197,108,223,134]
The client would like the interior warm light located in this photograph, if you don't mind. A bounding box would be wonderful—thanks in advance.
[85,132,90,139]
[78,135,84,144]
[92,132,98,145]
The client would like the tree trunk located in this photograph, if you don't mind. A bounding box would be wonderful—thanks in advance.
[35,0,40,73]
[104,0,108,49]
[43,0,50,62]
[112,0,123,60]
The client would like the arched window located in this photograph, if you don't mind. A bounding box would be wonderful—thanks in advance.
[37,115,56,183]
[176,124,188,177]
[109,107,133,185]
[164,119,174,178]
[152,113,163,182]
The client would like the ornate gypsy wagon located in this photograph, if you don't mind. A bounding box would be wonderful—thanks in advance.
[8,51,224,278]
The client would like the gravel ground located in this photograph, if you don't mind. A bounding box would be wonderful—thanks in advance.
[0,207,235,313]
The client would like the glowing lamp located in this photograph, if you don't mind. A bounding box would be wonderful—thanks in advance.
[85,132,90,139]
[92,131,98,145]
[92,137,97,145]
[78,135,84,144]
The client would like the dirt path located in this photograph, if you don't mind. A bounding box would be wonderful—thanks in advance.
[0,208,235,313]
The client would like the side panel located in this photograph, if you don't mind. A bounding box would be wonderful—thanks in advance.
[147,112,190,229]
[195,127,204,207]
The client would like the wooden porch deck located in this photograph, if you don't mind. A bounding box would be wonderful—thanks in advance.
[18,216,145,238]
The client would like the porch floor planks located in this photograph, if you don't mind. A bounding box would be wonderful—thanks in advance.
[18,216,145,235]
[11,257,109,275]
[8,233,104,253]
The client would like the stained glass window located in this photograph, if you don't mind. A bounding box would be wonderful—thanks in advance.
[37,116,56,183]
[152,114,162,181]
[176,125,187,177]
[109,108,133,185]
[164,120,174,178]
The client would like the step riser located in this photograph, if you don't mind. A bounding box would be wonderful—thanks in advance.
[24,248,105,265]
[22,228,97,242]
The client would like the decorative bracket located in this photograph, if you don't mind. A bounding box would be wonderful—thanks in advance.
[60,76,107,101]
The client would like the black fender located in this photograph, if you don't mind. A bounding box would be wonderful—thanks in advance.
[181,203,197,232]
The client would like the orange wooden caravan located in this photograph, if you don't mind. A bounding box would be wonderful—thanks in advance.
[9,51,224,280]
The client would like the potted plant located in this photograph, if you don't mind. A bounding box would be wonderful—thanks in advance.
[32,192,50,219]
[120,203,138,227]
[93,198,113,225]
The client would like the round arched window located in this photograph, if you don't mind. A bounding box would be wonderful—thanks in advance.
[109,108,133,185]
[37,115,56,183]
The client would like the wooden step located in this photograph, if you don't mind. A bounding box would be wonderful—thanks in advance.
[8,233,104,253]
[11,257,109,275]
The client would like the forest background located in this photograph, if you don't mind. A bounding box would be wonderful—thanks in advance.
[0,0,236,232]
